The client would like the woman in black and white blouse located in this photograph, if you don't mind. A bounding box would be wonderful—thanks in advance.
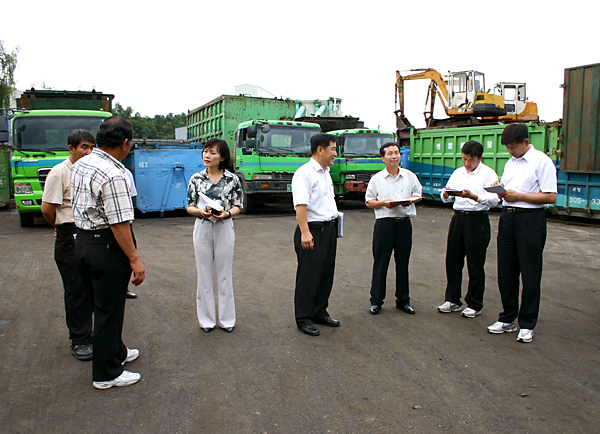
[186,139,243,333]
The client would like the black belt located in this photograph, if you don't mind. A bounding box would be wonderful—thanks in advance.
[381,217,410,223]
[502,207,542,214]
[76,227,114,239]
[308,218,338,229]
[455,210,488,216]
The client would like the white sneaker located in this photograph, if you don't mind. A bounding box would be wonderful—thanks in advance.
[517,328,534,343]
[122,348,139,365]
[93,370,141,390]
[487,321,517,334]
[461,307,481,318]
[438,301,461,313]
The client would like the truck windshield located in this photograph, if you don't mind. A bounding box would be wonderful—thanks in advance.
[256,126,320,155]
[12,116,106,151]
[343,134,394,156]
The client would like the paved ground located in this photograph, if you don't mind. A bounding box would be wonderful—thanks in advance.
[0,202,599,434]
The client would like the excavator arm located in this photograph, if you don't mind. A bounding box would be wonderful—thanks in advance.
[395,69,450,129]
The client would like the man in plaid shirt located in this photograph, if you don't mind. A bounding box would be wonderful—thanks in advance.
[71,116,145,390]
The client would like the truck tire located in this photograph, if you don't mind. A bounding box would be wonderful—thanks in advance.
[19,213,35,228]
[237,176,255,214]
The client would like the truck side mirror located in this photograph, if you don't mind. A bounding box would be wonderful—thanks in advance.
[247,125,257,138]
[246,139,256,149]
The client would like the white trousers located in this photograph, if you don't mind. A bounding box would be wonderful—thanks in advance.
[193,218,236,329]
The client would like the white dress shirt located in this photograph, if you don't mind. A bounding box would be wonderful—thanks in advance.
[292,157,339,222]
[501,146,557,209]
[441,162,500,211]
[365,167,422,219]
[41,158,75,225]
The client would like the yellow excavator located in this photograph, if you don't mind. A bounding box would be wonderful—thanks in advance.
[395,68,535,129]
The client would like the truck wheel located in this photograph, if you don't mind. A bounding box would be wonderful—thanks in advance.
[237,176,255,214]
[19,213,35,227]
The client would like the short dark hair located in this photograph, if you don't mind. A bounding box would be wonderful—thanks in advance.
[380,142,400,157]
[96,116,133,148]
[68,129,96,148]
[501,123,528,145]
[310,133,336,155]
[204,138,231,170]
[462,140,483,158]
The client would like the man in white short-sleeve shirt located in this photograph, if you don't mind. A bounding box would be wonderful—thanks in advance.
[291,133,340,337]
[41,129,95,361]
[487,123,557,343]
[438,140,499,319]
[365,142,421,316]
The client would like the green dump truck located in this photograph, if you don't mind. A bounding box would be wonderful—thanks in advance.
[10,89,114,226]
[188,95,322,212]
[329,128,394,197]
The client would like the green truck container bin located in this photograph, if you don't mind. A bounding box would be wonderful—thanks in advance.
[410,122,560,199]
[561,62,600,173]
[187,95,296,152]
[17,89,114,112]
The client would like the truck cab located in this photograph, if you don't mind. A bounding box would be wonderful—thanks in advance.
[234,119,321,213]
[10,109,112,226]
[328,128,393,197]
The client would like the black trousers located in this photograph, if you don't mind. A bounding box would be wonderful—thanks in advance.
[75,228,131,382]
[497,208,547,329]
[370,219,412,307]
[444,212,491,311]
[54,223,93,345]
[294,224,337,327]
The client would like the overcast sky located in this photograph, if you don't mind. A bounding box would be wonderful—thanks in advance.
[3,0,599,133]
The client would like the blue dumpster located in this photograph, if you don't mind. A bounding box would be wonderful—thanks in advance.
[123,141,205,215]
[400,146,410,170]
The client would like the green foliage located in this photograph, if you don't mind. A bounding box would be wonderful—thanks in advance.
[0,41,19,110]
[112,102,186,139]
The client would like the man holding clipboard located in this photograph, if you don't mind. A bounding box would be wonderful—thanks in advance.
[366,142,422,316]
[439,140,499,318]
[487,123,557,343]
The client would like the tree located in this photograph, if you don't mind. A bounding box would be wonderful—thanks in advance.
[111,102,186,139]
[0,41,19,110]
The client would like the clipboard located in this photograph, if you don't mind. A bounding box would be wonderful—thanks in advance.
[484,185,507,194]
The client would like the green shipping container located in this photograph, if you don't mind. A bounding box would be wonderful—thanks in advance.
[0,146,10,207]
[187,95,296,152]
[410,122,560,199]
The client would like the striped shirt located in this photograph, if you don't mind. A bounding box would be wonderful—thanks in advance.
[71,148,134,230]
[365,167,422,219]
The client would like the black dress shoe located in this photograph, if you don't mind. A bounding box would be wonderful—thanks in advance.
[298,323,320,336]
[202,327,214,333]
[126,291,137,299]
[397,304,415,314]
[70,344,93,361]
[369,305,381,315]
[313,317,340,327]
[220,327,234,333]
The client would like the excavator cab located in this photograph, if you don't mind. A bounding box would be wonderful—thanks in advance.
[494,82,539,122]
[448,71,484,110]
[448,70,506,117]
